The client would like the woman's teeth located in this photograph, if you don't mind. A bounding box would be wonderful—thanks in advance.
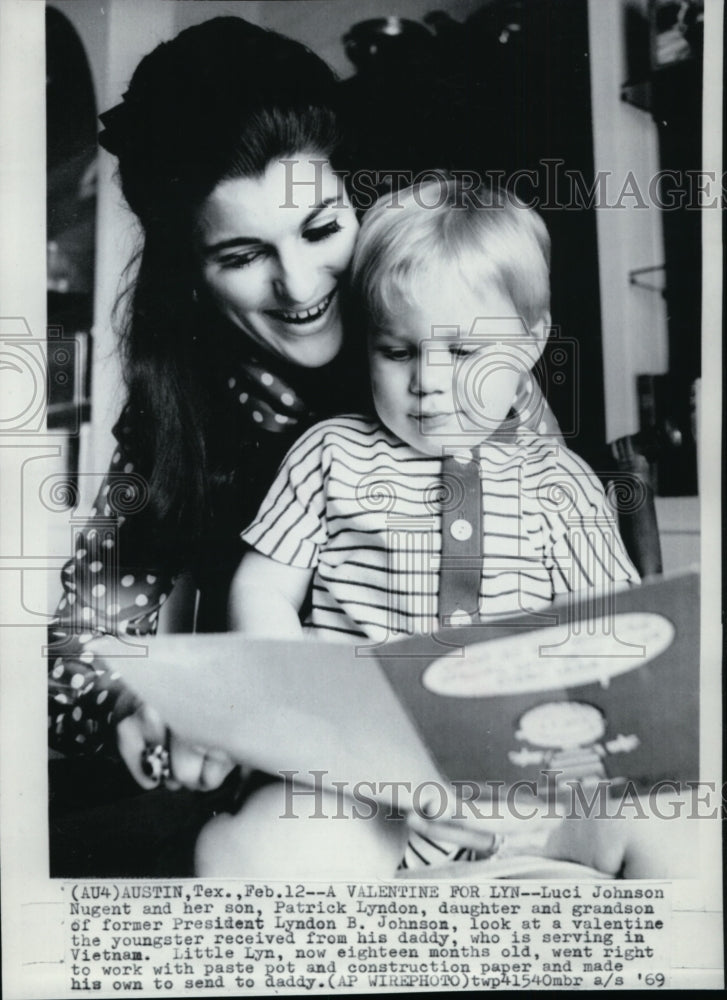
[269,290,335,325]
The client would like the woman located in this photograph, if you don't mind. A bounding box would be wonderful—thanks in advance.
[48,15,562,876]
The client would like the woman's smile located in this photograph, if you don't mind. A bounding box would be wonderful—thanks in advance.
[265,288,336,326]
[195,157,358,367]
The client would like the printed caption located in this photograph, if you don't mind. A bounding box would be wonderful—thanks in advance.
[64,880,671,993]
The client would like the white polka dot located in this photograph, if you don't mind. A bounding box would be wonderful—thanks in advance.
[90,508,97,517]
[239,392,249,404]
[88,529,98,541]
[67,593,76,605]
[252,410,263,423]
[135,593,149,607]
[124,462,134,474]
[228,377,237,389]
[103,538,115,549]
[102,484,110,496]
[112,452,121,464]
[70,674,84,689]
[72,707,82,721]
[103,505,112,516]
[89,561,103,573]
[76,548,87,560]
[274,414,288,424]
[52,663,64,679]
[79,652,95,664]
[106,603,120,616]
[75,734,86,744]
[54,693,68,704]
[58,598,67,610]
[64,563,75,576]
[146,574,157,584]
[159,593,167,604]
[79,632,93,644]
[118,516,126,526]
[81,607,94,620]
[538,420,547,434]
[97,690,108,705]
[109,671,121,681]
[118,620,129,633]
[121,574,135,587]
[261,372,273,386]
[91,584,106,599]
[280,391,295,407]
[66,581,76,592]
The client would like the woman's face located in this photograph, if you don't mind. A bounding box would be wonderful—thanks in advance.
[195,155,359,368]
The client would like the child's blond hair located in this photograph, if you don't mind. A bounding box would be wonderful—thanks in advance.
[351,176,551,331]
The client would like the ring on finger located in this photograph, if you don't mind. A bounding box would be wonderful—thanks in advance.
[141,742,171,784]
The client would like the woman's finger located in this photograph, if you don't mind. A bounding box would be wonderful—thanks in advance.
[167,734,206,790]
[117,710,163,790]
[198,752,237,792]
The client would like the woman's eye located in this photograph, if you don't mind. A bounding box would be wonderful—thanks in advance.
[303,220,343,243]
[219,249,266,269]
[381,347,412,361]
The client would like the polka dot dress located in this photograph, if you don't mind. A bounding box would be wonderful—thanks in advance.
[48,447,174,754]
[48,362,315,756]
[229,358,308,433]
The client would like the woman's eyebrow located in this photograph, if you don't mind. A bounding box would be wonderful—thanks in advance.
[203,197,343,257]
[203,235,261,256]
[299,196,341,229]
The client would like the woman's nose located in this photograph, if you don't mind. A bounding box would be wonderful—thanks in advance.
[272,247,318,305]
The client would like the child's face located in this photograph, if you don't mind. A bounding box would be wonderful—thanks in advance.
[369,277,544,456]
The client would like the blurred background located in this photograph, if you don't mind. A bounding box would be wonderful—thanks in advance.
[45,0,704,571]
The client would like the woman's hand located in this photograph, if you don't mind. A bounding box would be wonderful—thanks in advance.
[116,703,236,792]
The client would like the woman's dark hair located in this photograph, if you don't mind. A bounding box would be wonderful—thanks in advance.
[99,17,344,552]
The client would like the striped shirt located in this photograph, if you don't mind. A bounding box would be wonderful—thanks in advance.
[241,416,639,643]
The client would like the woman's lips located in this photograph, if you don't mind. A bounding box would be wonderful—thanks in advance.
[266,289,336,326]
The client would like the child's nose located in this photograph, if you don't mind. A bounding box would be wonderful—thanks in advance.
[410,357,447,395]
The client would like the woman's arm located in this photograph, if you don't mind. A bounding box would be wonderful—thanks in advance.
[48,445,177,758]
[228,550,314,638]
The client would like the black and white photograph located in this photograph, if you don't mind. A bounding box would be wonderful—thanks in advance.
[0,0,723,995]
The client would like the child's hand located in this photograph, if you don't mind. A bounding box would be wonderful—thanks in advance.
[407,784,696,878]
[406,783,557,858]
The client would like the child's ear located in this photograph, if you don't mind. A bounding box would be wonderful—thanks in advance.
[528,310,551,367]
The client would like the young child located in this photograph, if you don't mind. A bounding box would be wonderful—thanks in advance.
[224,178,639,872]
[231,180,638,644]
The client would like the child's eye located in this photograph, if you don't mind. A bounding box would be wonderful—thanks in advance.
[449,343,481,359]
[303,220,343,243]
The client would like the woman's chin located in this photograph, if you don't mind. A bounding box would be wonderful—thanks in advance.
[274,322,344,368]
